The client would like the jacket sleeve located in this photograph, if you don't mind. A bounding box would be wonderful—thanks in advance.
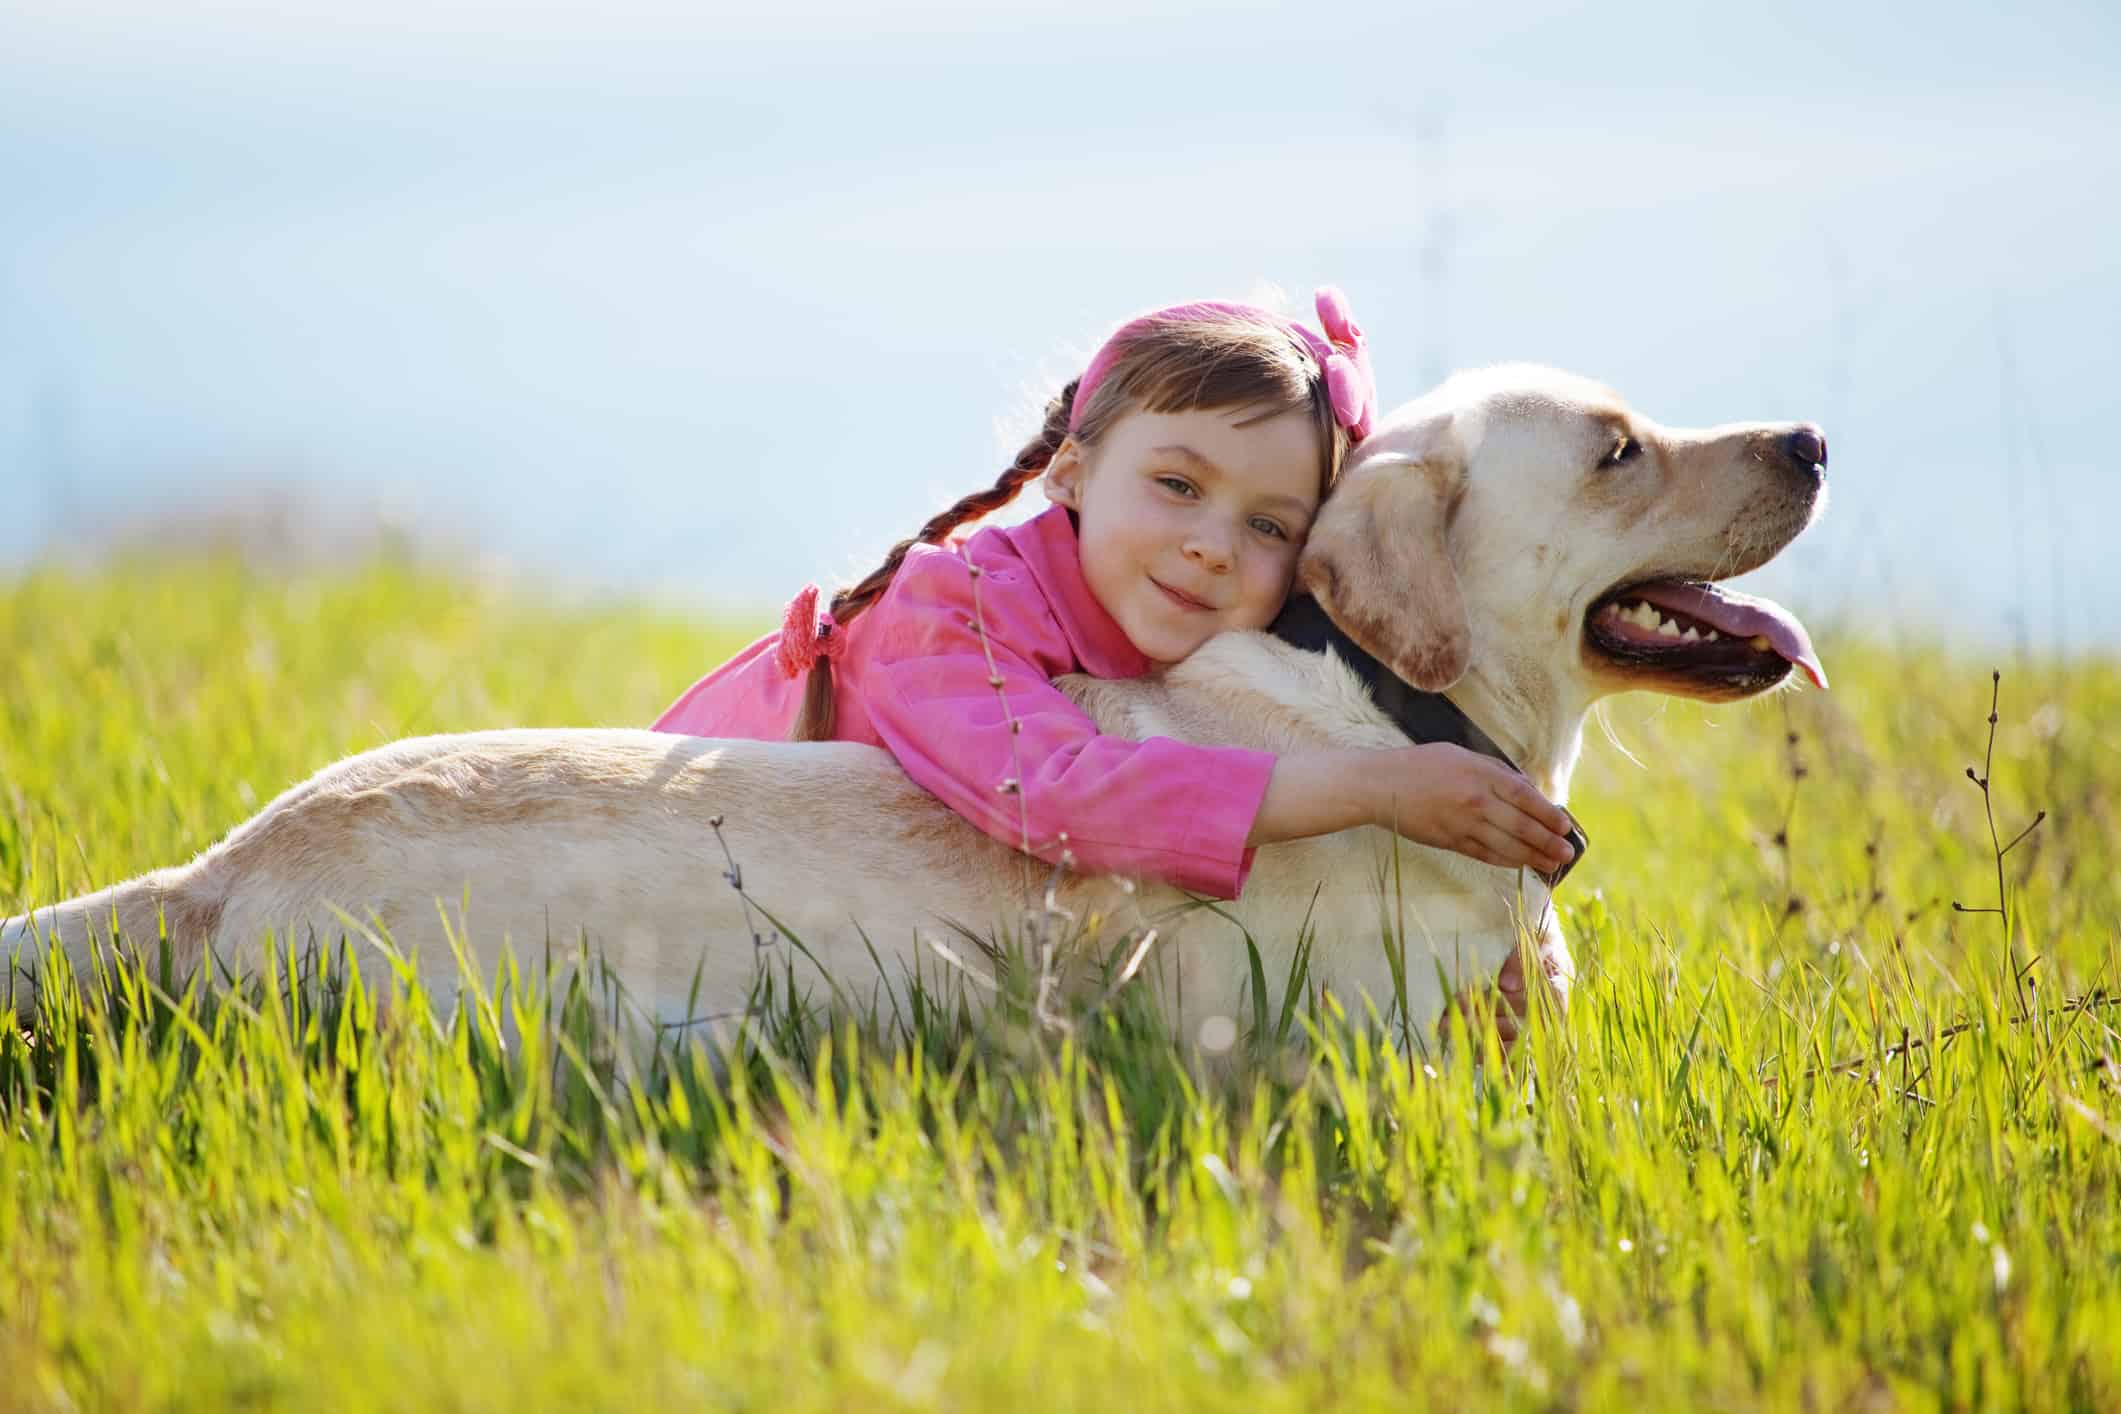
[858,547,1277,899]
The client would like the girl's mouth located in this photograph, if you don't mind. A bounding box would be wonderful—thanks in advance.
[1153,579,1214,612]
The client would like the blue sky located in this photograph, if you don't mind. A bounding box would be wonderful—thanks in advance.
[3,0,2117,650]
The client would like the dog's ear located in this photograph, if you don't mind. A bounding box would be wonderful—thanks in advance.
[1297,442,1470,692]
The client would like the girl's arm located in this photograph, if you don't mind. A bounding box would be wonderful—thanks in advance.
[861,549,1279,899]
[1248,743,1577,875]
[860,544,1573,894]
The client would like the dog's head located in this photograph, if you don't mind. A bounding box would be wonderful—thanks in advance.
[1299,364,1827,706]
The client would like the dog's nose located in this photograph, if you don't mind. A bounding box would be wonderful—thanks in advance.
[1784,425,1827,472]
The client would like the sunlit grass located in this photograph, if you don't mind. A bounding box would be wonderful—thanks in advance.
[4,557,2119,1410]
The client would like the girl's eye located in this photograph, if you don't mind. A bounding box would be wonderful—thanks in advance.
[1602,436,1641,468]
[1250,517,1288,540]
[1157,475,1198,497]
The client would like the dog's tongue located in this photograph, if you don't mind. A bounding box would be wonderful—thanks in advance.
[1634,581,1828,689]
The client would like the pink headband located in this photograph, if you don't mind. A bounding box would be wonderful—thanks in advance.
[1067,286,1376,443]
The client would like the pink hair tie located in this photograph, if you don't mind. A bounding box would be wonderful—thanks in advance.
[775,582,848,679]
[1068,286,1377,443]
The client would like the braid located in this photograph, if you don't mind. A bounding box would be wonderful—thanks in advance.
[787,381,1078,741]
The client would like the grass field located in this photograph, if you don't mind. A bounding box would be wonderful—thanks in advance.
[4,558,2119,1411]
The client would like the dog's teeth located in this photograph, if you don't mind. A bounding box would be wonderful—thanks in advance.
[1705,629,1721,641]
[1657,618,1682,638]
[1749,634,1771,650]
[1681,626,1701,642]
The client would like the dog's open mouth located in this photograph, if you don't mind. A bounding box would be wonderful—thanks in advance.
[1585,579,1826,696]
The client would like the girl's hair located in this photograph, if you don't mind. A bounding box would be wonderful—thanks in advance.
[789,309,1352,741]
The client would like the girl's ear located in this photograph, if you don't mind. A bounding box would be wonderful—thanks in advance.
[1042,437,1087,508]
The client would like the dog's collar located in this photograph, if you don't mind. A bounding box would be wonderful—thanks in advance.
[1267,594,1587,890]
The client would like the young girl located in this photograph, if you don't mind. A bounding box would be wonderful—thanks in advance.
[653,290,1577,899]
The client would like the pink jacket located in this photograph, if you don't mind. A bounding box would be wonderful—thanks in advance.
[652,505,1277,898]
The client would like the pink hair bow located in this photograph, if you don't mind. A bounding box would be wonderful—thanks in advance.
[775,582,847,679]
[1288,286,1375,443]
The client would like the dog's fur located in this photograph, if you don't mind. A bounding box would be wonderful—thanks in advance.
[2,366,1826,1037]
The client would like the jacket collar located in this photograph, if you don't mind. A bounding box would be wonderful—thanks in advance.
[1005,505,1151,680]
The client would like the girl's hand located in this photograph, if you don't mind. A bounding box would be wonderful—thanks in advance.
[1247,746,1575,879]
[1371,742,1576,874]
[1441,944,1530,1051]
[1445,939,1573,1056]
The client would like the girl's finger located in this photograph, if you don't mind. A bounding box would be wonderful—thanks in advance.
[1470,823,1535,869]
[1487,798,1572,866]
[1501,778,1573,837]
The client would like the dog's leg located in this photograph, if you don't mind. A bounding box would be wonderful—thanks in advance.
[2,864,221,1002]
[1,731,489,1006]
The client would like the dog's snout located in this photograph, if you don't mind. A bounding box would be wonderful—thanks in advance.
[1783,425,1827,474]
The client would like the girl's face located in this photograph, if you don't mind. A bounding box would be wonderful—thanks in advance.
[1044,405,1323,664]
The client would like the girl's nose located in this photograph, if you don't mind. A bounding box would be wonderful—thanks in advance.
[1183,533,1233,572]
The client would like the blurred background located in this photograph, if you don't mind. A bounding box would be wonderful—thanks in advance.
[3,0,2116,651]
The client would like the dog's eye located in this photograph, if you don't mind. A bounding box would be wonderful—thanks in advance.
[1602,436,1641,468]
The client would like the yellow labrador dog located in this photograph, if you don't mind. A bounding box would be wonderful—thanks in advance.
[3,366,1827,1039]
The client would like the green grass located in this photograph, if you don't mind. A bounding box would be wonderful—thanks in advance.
[4,556,2119,1411]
